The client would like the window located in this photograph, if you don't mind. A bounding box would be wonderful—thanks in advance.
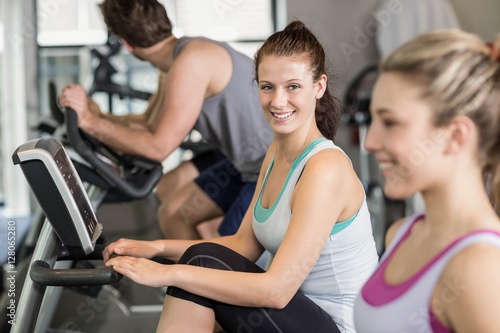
[35,0,281,115]
[169,0,274,41]
[37,0,107,47]
[163,0,277,58]
[36,0,279,48]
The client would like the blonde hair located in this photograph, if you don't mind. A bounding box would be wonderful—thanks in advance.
[381,29,500,210]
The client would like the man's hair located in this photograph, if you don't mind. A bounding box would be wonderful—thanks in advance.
[99,0,173,48]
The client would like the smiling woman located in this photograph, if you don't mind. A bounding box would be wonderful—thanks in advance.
[103,20,378,333]
[254,21,340,141]
[256,57,326,134]
[354,29,500,333]
[364,73,442,199]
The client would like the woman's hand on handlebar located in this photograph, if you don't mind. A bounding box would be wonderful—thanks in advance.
[102,238,163,263]
[105,255,172,288]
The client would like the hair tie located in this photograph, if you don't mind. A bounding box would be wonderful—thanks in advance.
[487,42,500,62]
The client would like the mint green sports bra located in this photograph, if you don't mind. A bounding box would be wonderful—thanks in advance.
[254,138,358,236]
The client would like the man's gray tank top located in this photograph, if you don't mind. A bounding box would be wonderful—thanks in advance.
[173,37,273,182]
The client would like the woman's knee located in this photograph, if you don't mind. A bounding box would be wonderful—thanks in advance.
[179,243,264,273]
[178,243,229,266]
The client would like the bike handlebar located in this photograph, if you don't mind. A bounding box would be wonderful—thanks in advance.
[64,107,163,199]
[30,260,122,286]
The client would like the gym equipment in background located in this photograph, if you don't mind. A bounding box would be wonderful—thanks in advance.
[88,34,152,112]
[342,66,405,255]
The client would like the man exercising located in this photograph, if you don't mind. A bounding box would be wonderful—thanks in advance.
[58,0,272,240]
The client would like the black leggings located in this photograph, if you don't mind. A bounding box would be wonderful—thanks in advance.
[166,243,340,333]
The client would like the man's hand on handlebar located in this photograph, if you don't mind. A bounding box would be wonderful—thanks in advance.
[58,84,98,128]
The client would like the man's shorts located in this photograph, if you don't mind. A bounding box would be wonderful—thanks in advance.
[192,150,256,236]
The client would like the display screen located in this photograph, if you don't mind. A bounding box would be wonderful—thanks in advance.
[54,149,98,238]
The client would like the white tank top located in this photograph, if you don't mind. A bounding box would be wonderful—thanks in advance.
[252,139,379,332]
[354,215,500,333]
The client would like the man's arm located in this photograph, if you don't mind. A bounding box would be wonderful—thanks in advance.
[59,49,210,162]
[89,73,166,128]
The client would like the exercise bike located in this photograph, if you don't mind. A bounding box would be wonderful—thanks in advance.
[9,136,123,333]
[2,106,165,333]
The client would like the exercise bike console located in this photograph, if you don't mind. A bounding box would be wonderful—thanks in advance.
[13,137,102,256]
[10,137,124,333]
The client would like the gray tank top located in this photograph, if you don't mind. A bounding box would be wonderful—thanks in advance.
[173,37,273,182]
[253,139,379,332]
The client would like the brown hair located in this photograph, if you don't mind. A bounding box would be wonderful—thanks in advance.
[254,20,341,140]
[381,29,500,210]
[99,0,173,48]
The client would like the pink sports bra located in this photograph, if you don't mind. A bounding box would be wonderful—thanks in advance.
[353,215,500,333]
